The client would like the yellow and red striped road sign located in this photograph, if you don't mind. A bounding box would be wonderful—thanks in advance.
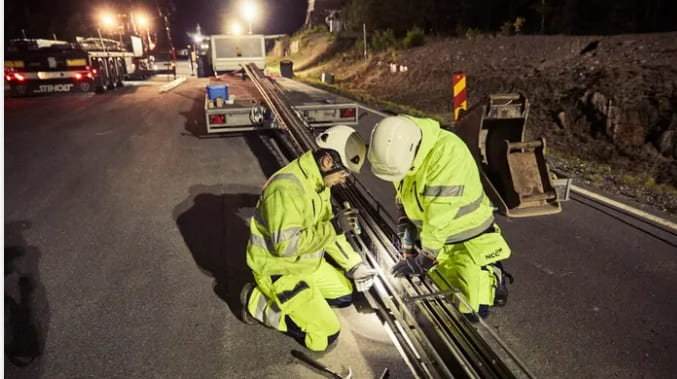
[453,73,467,122]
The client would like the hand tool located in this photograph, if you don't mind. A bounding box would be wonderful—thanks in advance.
[291,350,352,379]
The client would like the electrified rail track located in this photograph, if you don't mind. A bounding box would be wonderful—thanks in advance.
[243,63,536,379]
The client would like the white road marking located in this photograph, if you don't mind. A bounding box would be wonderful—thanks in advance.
[159,76,187,93]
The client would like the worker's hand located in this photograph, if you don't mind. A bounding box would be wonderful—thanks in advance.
[346,263,377,292]
[330,208,360,235]
[396,216,417,257]
[391,253,437,277]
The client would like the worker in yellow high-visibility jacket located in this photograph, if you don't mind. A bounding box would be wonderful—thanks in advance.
[241,125,376,351]
[367,115,513,319]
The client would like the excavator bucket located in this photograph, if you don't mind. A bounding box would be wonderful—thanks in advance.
[455,93,566,217]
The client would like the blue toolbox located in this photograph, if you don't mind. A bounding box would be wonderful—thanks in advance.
[206,84,228,101]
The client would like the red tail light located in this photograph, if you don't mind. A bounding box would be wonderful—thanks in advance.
[340,108,356,118]
[14,73,25,82]
[75,73,83,80]
[5,75,12,81]
[209,114,226,124]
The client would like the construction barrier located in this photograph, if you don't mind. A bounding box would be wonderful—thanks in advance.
[453,72,467,122]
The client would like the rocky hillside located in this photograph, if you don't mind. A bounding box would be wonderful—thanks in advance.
[273,31,677,215]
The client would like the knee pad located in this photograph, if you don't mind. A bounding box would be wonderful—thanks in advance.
[326,294,352,308]
[327,330,340,347]
[283,315,307,346]
[463,305,490,322]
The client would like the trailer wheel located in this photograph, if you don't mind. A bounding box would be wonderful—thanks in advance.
[95,58,108,93]
[116,59,125,87]
[108,58,118,89]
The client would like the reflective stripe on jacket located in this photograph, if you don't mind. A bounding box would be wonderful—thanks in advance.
[247,151,362,277]
[395,116,494,257]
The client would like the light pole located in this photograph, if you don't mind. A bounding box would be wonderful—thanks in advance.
[97,28,107,53]
[99,12,117,51]
[100,12,121,45]
[241,1,256,34]
[135,14,151,54]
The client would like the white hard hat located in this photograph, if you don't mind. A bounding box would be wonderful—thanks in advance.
[367,116,422,182]
[316,125,366,173]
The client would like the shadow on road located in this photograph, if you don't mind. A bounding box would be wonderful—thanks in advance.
[176,86,208,137]
[174,185,260,318]
[4,221,49,376]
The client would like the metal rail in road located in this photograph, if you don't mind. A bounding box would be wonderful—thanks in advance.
[243,63,535,378]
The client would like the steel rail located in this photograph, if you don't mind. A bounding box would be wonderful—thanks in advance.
[242,63,530,378]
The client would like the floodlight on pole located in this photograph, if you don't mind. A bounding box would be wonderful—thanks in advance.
[241,1,256,34]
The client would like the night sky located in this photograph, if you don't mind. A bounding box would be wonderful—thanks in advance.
[172,0,308,39]
[4,0,309,46]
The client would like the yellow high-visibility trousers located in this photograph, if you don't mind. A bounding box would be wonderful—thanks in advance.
[247,259,354,351]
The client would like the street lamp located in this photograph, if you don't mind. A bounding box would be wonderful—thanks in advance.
[136,15,148,28]
[97,11,117,51]
[99,11,121,43]
[230,21,243,36]
[101,14,115,29]
[241,1,256,34]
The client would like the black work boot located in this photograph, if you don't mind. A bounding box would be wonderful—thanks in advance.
[491,262,514,307]
[240,282,258,325]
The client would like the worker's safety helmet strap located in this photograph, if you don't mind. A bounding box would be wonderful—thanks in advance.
[315,125,366,174]
[367,116,422,182]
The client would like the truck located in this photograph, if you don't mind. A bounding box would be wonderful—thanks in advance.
[4,35,156,96]
[203,34,359,133]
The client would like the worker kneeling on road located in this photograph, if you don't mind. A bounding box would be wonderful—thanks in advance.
[241,125,377,351]
[367,115,513,320]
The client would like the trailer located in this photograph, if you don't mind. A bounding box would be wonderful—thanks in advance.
[204,73,359,133]
[4,35,157,96]
[202,33,358,133]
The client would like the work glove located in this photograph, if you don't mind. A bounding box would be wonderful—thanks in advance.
[391,253,437,277]
[330,208,360,235]
[396,216,418,258]
[346,263,377,292]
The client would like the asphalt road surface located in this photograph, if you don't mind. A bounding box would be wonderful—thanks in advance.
[3,78,410,379]
[5,76,677,378]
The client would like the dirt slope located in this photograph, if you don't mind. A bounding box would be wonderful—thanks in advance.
[274,31,677,215]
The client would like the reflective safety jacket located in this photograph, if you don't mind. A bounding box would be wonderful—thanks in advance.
[247,151,362,277]
[396,116,495,258]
